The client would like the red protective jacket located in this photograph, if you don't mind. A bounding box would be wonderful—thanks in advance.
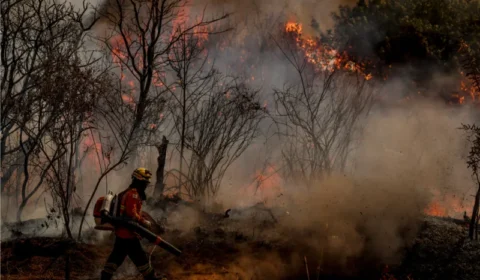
[115,188,148,239]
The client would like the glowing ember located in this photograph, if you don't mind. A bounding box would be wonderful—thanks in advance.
[121,94,134,104]
[285,22,302,33]
[424,201,447,217]
[152,71,165,87]
[112,47,127,65]
[455,72,480,104]
[248,164,283,205]
[82,134,103,172]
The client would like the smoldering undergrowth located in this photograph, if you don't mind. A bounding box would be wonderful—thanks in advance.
[158,99,477,277]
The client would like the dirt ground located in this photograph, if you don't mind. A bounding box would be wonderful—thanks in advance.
[2,215,480,280]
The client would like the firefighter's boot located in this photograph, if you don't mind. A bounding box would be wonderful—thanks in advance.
[100,270,113,280]
[100,262,117,280]
[144,270,167,280]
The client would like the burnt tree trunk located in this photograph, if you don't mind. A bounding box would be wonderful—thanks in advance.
[476,214,479,240]
[154,136,169,198]
[469,183,480,240]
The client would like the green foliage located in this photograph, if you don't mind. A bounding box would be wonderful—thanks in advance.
[461,123,480,176]
[460,123,480,239]
[327,0,480,80]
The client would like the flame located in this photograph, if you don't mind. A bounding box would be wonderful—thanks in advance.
[244,164,283,206]
[424,192,472,218]
[455,72,479,104]
[424,201,447,217]
[381,265,414,280]
[121,94,135,106]
[112,47,127,65]
[83,134,103,173]
[284,22,478,102]
[454,42,480,103]
[284,21,372,80]
[285,22,302,33]
[152,71,165,87]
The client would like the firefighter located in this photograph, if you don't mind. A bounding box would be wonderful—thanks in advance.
[101,167,166,280]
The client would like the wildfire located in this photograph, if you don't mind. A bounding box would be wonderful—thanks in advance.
[424,192,472,218]
[121,93,135,108]
[284,22,478,104]
[449,93,465,105]
[455,72,480,104]
[246,164,283,206]
[285,22,302,33]
[284,21,372,80]
[83,134,103,172]
[424,201,447,217]
[112,47,127,65]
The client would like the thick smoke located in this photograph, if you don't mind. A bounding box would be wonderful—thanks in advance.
[86,0,477,267]
[209,98,475,273]
[7,1,478,277]
[152,85,477,278]
[193,0,357,33]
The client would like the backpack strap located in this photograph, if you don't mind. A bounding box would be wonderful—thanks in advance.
[119,189,129,217]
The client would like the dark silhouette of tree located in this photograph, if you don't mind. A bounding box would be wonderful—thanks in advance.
[461,123,480,240]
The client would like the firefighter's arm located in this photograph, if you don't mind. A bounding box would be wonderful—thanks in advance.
[124,192,148,225]
[136,200,152,228]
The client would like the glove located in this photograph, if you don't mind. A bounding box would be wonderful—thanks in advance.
[142,220,152,229]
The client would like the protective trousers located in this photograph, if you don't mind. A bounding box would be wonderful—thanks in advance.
[101,237,155,280]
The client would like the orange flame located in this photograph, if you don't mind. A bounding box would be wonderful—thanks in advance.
[424,192,472,218]
[284,21,372,80]
[454,72,480,104]
[285,22,302,33]
[424,201,447,217]
[245,164,283,206]
[83,134,103,172]
[121,94,136,109]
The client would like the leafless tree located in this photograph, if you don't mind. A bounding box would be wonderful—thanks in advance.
[163,26,265,201]
[273,28,374,188]
[185,80,265,200]
[95,0,228,149]
[75,67,144,240]
[164,26,215,195]
[0,0,99,221]
[0,0,138,241]
[37,56,110,239]
[77,0,230,237]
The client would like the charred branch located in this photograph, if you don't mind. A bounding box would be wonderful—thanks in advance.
[154,136,169,198]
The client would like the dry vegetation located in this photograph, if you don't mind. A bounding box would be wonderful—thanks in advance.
[2,212,480,279]
[3,0,480,279]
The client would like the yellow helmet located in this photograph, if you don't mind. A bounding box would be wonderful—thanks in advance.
[132,167,152,182]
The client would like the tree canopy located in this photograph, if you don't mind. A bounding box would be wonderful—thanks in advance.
[327,0,480,86]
